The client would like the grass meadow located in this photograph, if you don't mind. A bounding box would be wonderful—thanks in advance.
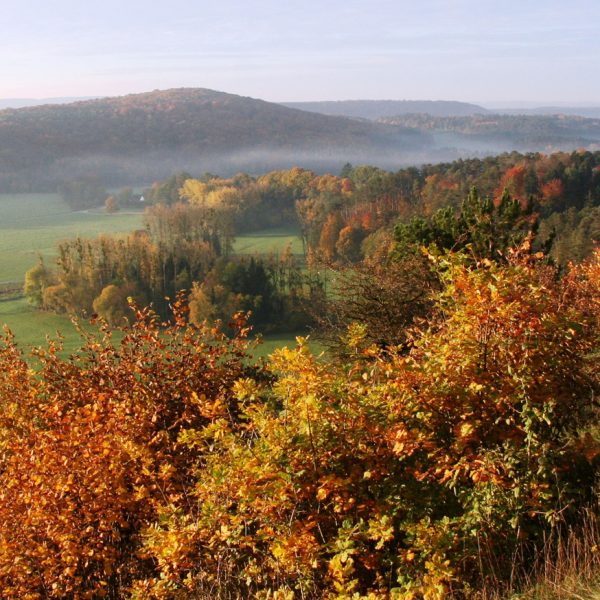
[0,193,315,358]
[0,193,144,284]
[0,298,321,361]
[233,226,304,256]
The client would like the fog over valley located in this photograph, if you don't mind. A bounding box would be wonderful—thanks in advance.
[2,88,600,190]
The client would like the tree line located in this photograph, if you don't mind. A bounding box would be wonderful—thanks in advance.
[138,150,600,267]
[25,201,319,332]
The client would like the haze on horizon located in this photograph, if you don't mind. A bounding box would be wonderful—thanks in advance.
[1,0,599,105]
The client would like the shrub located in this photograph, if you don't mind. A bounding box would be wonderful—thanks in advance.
[136,250,600,598]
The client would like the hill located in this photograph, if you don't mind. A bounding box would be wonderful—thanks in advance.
[378,113,600,153]
[282,99,488,119]
[5,89,600,194]
[0,88,432,191]
[493,106,600,119]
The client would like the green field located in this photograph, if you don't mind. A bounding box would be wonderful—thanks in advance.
[0,298,104,356]
[233,226,304,256]
[0,194,314,358]
[251,332,323,359]
[0,298,320,360]
[0,193,143,283]
[0,194,303,284]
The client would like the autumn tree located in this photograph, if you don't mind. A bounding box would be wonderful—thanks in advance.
[318,212,343,262]
[23,258,51,306]
[335,224,366,263]
[495,163,527,204]
[105,195,119,213]
[92,283,144,325]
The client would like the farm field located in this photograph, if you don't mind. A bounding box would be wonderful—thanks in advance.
[0,194,314,358]
[233,226,304,256]
[0,193,143,284]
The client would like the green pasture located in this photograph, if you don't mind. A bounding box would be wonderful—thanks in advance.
[0,298,100,357]
[0,298,321,361]
[0,192,303,283]
[0,195,313,359]
[251,332,324,359]
[233,226,304,256]
[0,193,143,283]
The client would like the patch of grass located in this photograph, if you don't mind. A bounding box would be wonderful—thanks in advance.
[0,193,143,283]
[233,226,304,256]
[1,299,322,361]
[473,510,600,600]
[0,298,97,356]
[251,332,324,359]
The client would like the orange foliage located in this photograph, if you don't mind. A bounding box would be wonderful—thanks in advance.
[0,250,599,598]
[495,164,527,205]
[0,299,254,598]
[318,212,343,262]
[540,178,564,203]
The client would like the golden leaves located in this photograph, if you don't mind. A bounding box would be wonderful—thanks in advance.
[0,302,253,598]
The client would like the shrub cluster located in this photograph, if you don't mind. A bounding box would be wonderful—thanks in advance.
[1,250,599,598]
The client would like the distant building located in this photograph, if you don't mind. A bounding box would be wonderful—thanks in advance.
[139,195,145,203]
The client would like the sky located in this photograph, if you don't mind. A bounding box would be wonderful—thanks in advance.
[1,0,599,105]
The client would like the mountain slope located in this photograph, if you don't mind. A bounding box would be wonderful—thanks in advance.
[282,99,488,119]
[0,88,432,190]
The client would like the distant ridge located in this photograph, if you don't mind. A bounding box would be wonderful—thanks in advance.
[378,113,600,154]
[2,88,600,193]
[492,106,600,119]
[282,100,488,120]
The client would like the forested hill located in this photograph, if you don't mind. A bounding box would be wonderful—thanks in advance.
[5,88,600,194]
[379,113,600,153]
[0,88,432,191]
[282,99,489,119]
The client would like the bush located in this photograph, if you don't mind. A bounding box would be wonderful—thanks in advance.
[137,250,600,598]
[0,298,257,599]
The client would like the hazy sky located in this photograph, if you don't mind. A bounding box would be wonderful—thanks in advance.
[1,0,599,104]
